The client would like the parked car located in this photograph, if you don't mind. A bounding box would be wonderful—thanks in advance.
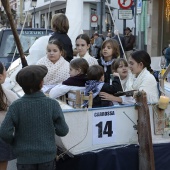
[0,28,53,69]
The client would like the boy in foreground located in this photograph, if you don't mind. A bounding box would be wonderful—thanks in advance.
[0,65,69,170]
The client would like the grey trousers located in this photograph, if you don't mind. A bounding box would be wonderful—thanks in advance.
[125,50,133,61]
[17,159,56,170]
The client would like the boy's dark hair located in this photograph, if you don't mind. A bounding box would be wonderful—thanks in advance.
[16,65,48,95]
[111,58,128,72]
[70,58,89,74]
[87,65,104,81]
[51,13,69,33]
[48,39,66,58]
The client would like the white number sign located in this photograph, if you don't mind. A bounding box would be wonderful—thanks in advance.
[92,110,116,145]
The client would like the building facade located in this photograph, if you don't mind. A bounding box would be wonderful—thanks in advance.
[23,0,120,37]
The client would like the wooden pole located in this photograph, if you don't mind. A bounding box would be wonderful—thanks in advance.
[1,0,28,68]
[135,91,155,170]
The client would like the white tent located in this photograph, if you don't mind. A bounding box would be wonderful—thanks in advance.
[66,0,83,49]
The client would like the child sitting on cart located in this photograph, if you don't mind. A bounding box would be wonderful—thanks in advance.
[84,65,122,108]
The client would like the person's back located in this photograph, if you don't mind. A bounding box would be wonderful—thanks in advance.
[50,32,73,62]
[0,65,69,170]
[8,92,68,161]
[49,13,73,62]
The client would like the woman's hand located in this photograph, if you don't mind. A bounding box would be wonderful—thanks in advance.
[100,92,122,103]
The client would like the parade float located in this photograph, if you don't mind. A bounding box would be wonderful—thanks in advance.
[1,0,170,170]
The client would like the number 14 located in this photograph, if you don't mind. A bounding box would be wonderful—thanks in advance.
[96,121,113,138]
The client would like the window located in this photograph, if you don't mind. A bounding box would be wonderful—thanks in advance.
[47,12,52,29]
[105,12,113,32]
[40,14,45,28]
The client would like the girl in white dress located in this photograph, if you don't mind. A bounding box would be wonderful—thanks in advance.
[37,39,70,93]
[74,34,98,66]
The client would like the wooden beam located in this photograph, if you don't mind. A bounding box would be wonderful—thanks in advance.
[135,91,155,170]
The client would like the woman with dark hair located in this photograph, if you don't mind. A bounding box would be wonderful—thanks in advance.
[125,50,159,103]
[49,13,73,62]
[100,50,159,104]
[0,62,18,170]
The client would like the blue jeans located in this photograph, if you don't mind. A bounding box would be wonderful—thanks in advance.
[17,159,56,170]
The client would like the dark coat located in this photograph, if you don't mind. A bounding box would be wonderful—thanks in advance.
[92,77,123,108]
[124,33,135,51]
[98,59,112,84]
[49,32,73,62]
[165,47,170,67]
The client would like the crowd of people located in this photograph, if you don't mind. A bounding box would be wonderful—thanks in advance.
[0,13,160,170]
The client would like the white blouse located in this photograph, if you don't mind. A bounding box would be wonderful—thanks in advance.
[123,68,159,104]
[74,52,98,66]
[36,56,70,85]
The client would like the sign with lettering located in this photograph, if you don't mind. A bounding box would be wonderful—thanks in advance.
[92,110,116,145]
[118,9,133,20]
[137,0,142,14]
[22,31,47,35]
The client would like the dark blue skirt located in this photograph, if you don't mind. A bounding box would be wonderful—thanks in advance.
[0,139,15,161]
